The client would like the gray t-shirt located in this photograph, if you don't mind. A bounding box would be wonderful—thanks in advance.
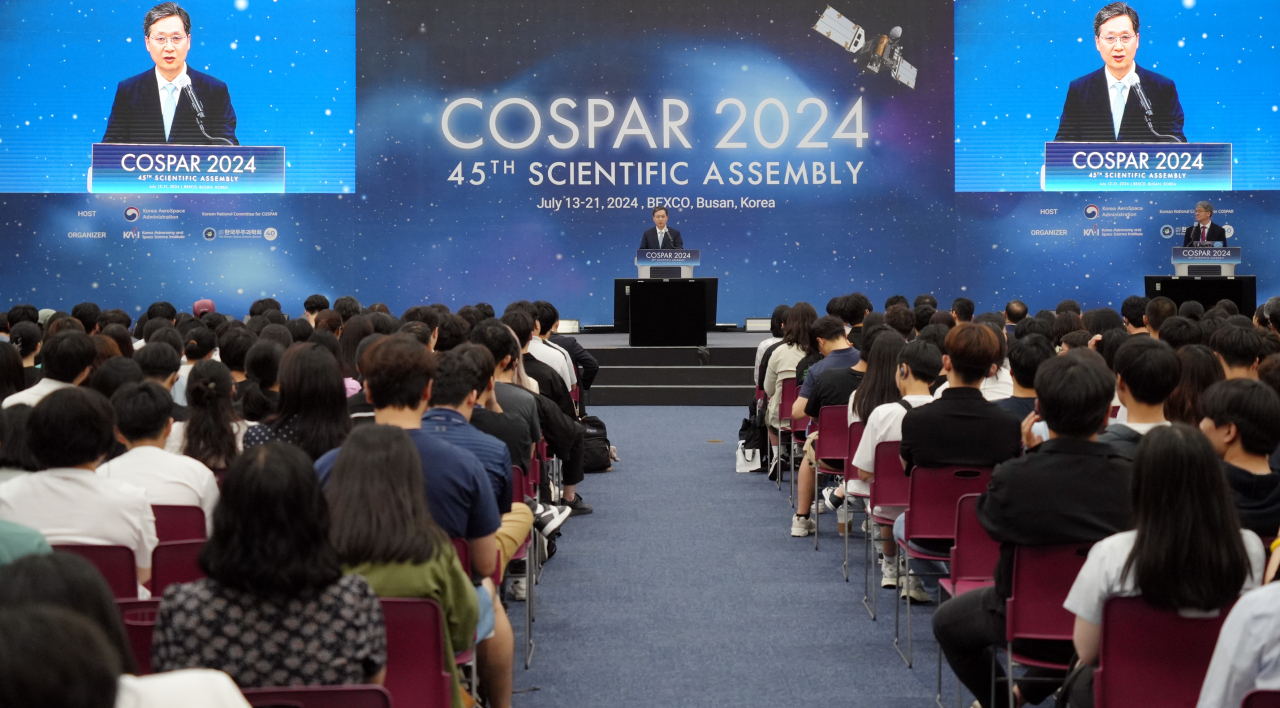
[495,382,540,450]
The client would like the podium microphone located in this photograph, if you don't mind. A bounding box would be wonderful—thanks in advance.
[1132,80,1183,143]
[178,76,234,146]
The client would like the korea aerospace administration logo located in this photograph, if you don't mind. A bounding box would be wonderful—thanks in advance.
[124,206,140,222]
[203,228,217,241]
[1084,204,1099,219]
[1160,225,1175,239]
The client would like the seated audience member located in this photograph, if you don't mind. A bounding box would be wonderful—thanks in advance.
[0,343,24,400]
[884,306,915,339]
[934,350,1133,708]
[929,310,957,329]
[101,324,134,358]
[1143,296,1177,339]
[1154,315,1201,349]
[934,317,1014,402]
[914,305,936,334]
[1163,344,1224,426]
[0,418,48,561]
[502,310,576,418]
[755,305,790,379]
[456,344,538,488]
[0,605,122,708]
[133,343,190,421]
[1013,316,1052,341]
[243,343,351,461]
[179,327,216,375]
[1058,425,1262,708]
[950,297,975,323]
[257,323,293,350]
[793,316,862,424]
[1096,337,1179,459]
[998,334,1054,421]
[0,553,252,707]
[315,336,502,578]
[1178,299,1205,321]
[435,313,472,352]
[98,382,219,534]
[153,442,386,686]
[1056,299,1082,315]
[1059,330,1092,353]
[1085,308,1125,337]
[1097,328,1129,371]
[0,388,158,586]
[841,293,873,350]
[284,317,314,345]
[1004,299,1028,335]
[470,320,541,468]
[312,309,343,335]
[885,294,909,311]
[1120,295,1149,335]
[1198,379,1280,537]
[216,328,257,386]
[326,425,488,708]
[303,294,330,325]
[168,361,251,473]
[530,301,577,391]
[0,405,41,485]
[549,319,599,411]
[763,303,819,434]
[10,321,43,390]
[338,314,375,397]
[235,341,282,422]
[1210,324,1263,380]
[3,331,95,409]
[347,334,387,425]
[333,295,362,323]
[1052,311,1086,348]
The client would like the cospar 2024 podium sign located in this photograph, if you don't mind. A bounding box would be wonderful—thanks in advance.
[89,144,286,193]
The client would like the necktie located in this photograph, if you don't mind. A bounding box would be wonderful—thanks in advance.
[658,230,665,248]
[1112,81,1125,138]
[162,83,178,141]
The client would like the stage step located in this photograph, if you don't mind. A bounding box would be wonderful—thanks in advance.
[585,346,756,407]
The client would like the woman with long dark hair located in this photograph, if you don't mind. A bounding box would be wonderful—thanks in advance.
[1164,344,1225,425]
[763,302,818,432]
[852,326,907,423]
[10,321,43,389]
[234,341,283,423]
[0,343,25,399]
[242,343,351,460]
[153,442,386,686]
[168,360,252,472]
[337,314,374,395]
[1061,425,1263,707]
[327,425,481,708]
[1052,310,1086,347]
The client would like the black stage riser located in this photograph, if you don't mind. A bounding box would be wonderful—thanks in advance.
[588,347,754,367]
[585,346,756,406]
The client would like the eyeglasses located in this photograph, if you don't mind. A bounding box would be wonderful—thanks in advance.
[1100,34,1135,45]
[148,34,188,47]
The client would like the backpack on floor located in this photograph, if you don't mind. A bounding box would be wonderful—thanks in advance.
[581,415,612,472]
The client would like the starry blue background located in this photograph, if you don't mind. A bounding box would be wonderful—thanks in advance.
[0,0,355,193]
[956,0,1280,192]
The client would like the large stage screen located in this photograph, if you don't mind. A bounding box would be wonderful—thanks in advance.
[0,0,355,194]
[955,0,1280,192]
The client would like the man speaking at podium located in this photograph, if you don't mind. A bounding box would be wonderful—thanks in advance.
[102,2,239,145]
[1184,201,1228,246]
[1053,2,1185,143]
[639,206,683,249]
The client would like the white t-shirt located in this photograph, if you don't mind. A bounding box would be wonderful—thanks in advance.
[0,468,158,568]
[116,669,250,708]
[931,364,1013,402]
[528,337,576,388]
[1197,582,1280,708]
[1064,529,1265,626]
[98,446,219,534]
[851,394,936,473]
[754,336,781,377]
[2,377,74,409]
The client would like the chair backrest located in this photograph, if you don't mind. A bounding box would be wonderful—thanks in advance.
[53,545,137,598]
[450,538,472,574]
[116,598,161,675]
[1006,544,1092,643]
[904,465,994,543]
[152,505,207,542]
[950,494,1000,583]
[779,377,808,431]
[151,539,206,593]
[511,465,527,505]
[844,420,867,464]
[869,441,909,510]
[241,685,394,708]
[814,406,852,462]
[1094,596,1232,708]
[379,598,453,708]
[1244,691,1280,708]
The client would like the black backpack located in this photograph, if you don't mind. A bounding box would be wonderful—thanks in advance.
[581,415,612,472]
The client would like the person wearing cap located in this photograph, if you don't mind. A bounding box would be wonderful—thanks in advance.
[193,299,216,317]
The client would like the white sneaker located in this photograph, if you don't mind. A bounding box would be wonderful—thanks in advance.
[901,575,931,603]
[881,555,901,588]
[810,501,825,516]
[791,515,815,537]
[509,577,527,601]
[821,486,844,512]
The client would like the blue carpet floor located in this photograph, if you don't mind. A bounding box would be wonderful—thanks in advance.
[511,406,965,707]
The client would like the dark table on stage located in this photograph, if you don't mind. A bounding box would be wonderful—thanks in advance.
[613,278,718,346]
[1144,275,1256,317]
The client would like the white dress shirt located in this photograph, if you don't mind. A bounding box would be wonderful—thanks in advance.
[1198,581,1280,708]
[98,446,219,534]
[656,228,669,248]
[116,669,251,708]
[3,377,74,409]
[528,337,576,388]
[1107,64,1139,139]
[0,467,158,568]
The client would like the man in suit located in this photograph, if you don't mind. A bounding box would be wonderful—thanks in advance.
[1184,201,1228,246]
[1053,3,1185,143]
[638,206,683,249]
[103,2,238,145]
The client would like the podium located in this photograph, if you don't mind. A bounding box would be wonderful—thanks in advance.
[1145,246,1254,316]
[1043,142,1231,191]
[636,249,700,279]
[1171,246,1240,277]
[89,143,286,193]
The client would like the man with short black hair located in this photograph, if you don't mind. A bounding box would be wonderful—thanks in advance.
[503,311,575,418]
[6,304,38,328]
[303,294,330,325]
[1200,379,1280,537]
[1144,296,1177,339]
[1120,295,1149,334]
[98,382,218,533]
[1211,325,1263,380]
[884,307,916,338]
[333,295,362,323]
[1013,317,1053,341]
[3,331,96,408]
[1155,315,1201,349]
[842,293,874,349]
[132,342,190,421]
[951,298,975,323]
[470,319,540,461]
[1097,337,1179,459]
[1057,299,1082,315]
[885,294,909,311]
[71,302,102,334]
[146,302,178,325]
[915,294,938,309]
[0,388,159,587]
[935,350,1133,708]
[998,334,1054,421]
[217,328,257,385]
[528,301,576,391]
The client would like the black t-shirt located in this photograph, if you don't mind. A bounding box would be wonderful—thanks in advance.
[472,407,532,472]
[1223,461,1280,538]
[758,341,785,389]
[795,352,822,389]
[805,368,864,419]
[347,388,375,427]
[900,387,1022,474]
[21,366,41,390]
[522,353,575,418]
[996,396,1036,422]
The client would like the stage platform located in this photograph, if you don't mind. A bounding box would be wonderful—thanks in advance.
[572,332,769,407]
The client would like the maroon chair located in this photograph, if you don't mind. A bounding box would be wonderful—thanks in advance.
[116,598,161,675]
[896,464,994,667]
[778,377,808,505]
[151,539,206,593]
[1244,691,1280,708]
[1003,544,1092,708]
[1094,596,1233,708]
[936,494,999,705]
[864,441,908,620]
[152,505,207,542]
[53,545,137,598]
[379,598,455,708]
[241,686,394,708]
[810,406,854,554]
